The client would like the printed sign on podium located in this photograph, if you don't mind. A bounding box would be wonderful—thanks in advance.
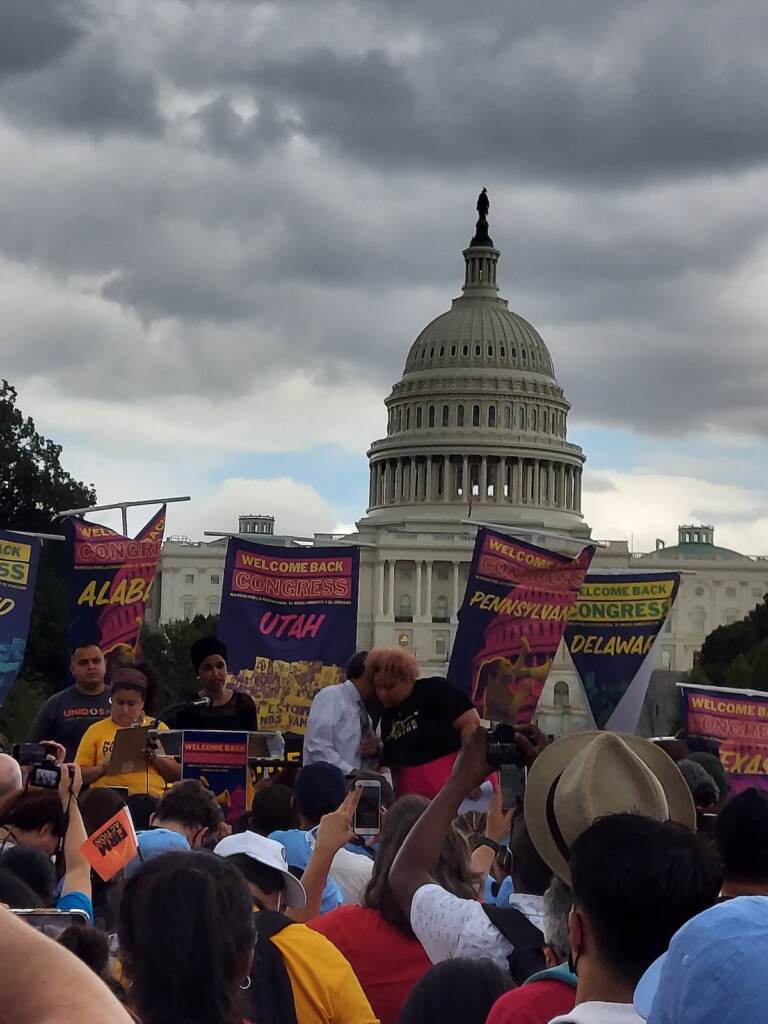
[181,730,249,823]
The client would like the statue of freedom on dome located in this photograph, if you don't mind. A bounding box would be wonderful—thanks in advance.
[470,187,493,247]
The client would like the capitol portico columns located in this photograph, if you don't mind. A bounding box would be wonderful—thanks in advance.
[415,561,423,619]
[452,562,461,622]
[376,562,385,616]
[387,560,395,619]
[425,560,433,622]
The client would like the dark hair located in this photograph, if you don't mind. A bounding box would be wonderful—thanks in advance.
[346,651,368,681]
[569,814,722,986]
[79,788,126,837]
[399,958,510,1024]
[0,846,55,904]
[677,759,719,810]
[294,762,347,826]
[1,792,65,838]
[364,795,479,937]
[510,815,552,895]
[154,780,223,834]
[58,926,110,977]
[126,793,160,832]
[716,787,768,884]
[249,784,298,836]
[226,852,284,896]
[118,851,254,1024]
[69,640,103,660]
[0,867,44,908]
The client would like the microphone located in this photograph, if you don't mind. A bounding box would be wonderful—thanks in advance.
[189,696,212,708]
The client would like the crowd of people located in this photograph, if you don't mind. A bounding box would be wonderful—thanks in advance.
[0,638,764,1023]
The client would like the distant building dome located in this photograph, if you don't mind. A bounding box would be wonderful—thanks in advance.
[640,524,752,563]
[362,192,587,535]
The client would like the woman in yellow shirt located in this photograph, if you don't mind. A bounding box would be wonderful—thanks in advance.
[76,666,181,798]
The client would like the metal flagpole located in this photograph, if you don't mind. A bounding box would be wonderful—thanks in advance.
[6,530,65,542]
[58,496,190,536]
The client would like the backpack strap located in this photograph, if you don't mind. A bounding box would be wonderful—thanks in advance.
[482,904,547,986]
[248,910,298,1024]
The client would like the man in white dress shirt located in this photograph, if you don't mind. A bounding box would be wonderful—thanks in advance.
[304,652,380,775]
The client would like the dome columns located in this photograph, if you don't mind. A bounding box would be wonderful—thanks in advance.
[368,454,582,514]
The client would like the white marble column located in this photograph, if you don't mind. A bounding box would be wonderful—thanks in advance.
[548,463,556,507]
[533,460,540,505]
[425,561,433,623]
[387,559,395,617]
[443,455,450,501]
[575,468,582,511]
[376,562,385,616]
[452,561,461,621]
[514,458,523,503]
[480,457,488,501]
[462,456,469,499]
[415,561,423,619]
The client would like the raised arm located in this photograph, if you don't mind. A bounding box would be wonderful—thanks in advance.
[58,765,91,902]
[390,726,492,915]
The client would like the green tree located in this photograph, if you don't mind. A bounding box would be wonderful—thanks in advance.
[749,637,768,693]
[140,615,220,713]
[0,379,96,737]
[723,652,751,689]
[699,595,768,687]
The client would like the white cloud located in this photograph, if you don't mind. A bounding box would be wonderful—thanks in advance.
[583,469,768,555]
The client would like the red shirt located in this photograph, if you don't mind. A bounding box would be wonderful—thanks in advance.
[309,905,431,1024]
[486,979,577,1024]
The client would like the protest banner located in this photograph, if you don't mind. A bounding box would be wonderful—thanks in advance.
[680,682,768,794]
[565,571,681,730]
[65,507,166,662]
[0,531,41,706]
[79,805,138,882]
[449,528,595,724]
[218,540,359,750]
[181,730,249,823]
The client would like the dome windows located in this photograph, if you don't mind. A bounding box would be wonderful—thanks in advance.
[487,346,493,357]
[488,405,497,428]
[511,347,517,358]
[472,405,480,427]
[429,347,435,358]
[457,405,465,427]
[406,408,411,430]
[442,405,449,427]
[428,405,436,428]
[474,344,481,357]
[462,345,469,356]
[450,345,457,357]
[504,405,512,428]
[439,346,445,357]
[416,407,423,429]
[500,346,506,358]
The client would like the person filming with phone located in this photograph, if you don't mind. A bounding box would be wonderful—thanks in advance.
[75,667,180,797]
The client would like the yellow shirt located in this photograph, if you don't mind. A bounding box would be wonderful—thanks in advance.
[75,716,170,798]
[271,922,379,1024]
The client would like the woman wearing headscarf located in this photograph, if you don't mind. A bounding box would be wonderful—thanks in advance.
[166,637,258,732]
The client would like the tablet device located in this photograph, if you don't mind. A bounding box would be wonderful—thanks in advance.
[107,726,150,776]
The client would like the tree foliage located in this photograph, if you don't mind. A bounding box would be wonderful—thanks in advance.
[139,615,220,713]
[0,380,96,736]
[695,595,768,691]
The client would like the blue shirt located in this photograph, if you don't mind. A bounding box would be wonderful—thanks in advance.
[268,828,342,914]
[56,890,94,925]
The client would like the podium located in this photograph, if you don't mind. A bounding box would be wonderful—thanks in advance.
[149,729,285,823]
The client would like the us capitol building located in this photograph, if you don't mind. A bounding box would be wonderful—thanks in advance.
[152,195,768,737]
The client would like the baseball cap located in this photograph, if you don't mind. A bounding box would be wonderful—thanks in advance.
[214,831,307,909]
[634,896,768,1022]
[124,828,191,879]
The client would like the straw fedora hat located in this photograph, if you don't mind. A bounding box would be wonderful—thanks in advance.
[524,731,696,882]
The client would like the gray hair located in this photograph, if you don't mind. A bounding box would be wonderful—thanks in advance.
[542,877,572,962]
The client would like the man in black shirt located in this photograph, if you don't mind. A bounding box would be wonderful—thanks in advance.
[29,642,111,762]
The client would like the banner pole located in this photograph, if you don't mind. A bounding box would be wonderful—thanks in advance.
[58,495,190,519]
[7,531,65,542]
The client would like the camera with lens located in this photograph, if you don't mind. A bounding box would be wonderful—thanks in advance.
[12,743,62,790]
[486,723,527,769]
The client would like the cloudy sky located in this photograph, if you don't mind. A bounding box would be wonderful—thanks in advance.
[3,0,768,552]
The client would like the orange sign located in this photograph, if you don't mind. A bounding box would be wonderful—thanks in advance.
[79,806,138,882]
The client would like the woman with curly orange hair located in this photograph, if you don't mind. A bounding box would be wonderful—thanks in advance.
[364,649,480,799]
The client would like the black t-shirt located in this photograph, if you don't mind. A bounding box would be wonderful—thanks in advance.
[165,689,259,732]
[380,676,473,767]
[29,686,112,762]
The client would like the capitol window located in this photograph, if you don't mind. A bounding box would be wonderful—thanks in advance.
[474,344,481,356]
[184,574,195,585]
[434,595,449,623]
[183,600,194,620]
[416,407,423,428]
[457,405,465,426]
[472,405,480,427]
[487,346,493,357]
[488,405,496,427]
[428,406,435,428]
[553,681,570,707]
[500,346,506,357]
[442,405,449,427]
[210,574,220,585]
[406,408,411,429]
[462,345,468,355]
[504,405,512,428]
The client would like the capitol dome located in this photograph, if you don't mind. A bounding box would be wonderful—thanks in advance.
[363,193,588,536]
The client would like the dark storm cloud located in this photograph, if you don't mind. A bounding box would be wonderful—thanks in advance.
[0,0,84,77]
[1,0,768,450]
